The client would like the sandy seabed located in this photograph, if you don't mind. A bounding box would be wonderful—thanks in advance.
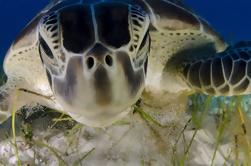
[0,97,241,165]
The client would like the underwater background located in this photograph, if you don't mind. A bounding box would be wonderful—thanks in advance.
[0,0,251,62]
[0,1,251,165]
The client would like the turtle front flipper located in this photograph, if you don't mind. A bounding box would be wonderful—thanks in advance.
[0,77,27,123]
[180,41,251,96]
[143,0,228,94]
[0,76,62,124]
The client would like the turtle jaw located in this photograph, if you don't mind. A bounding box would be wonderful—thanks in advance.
[52,53,145,127]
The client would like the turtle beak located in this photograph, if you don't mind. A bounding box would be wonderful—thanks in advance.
[83,43,114,106]
[53,43,115,107]
[52,43,145,127]
[53,43,146,107]
[92,65,112,106]
[53,55,113,107]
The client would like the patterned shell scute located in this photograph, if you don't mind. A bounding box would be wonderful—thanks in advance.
[183,42,251,96]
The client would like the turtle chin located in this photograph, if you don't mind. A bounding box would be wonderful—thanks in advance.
[52,54,145,127]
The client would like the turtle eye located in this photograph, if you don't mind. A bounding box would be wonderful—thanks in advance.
[39,35,54,59]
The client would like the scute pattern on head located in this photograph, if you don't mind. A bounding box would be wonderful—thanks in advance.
[40,12,60,52]
[94,2,131,48]
[39,11,67,77]
[128,4,150,56]
[59,5,95,53]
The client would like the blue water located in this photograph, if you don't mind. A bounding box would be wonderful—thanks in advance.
[0,0,251,61]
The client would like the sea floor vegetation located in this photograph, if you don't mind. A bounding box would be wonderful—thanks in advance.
[0,93,251,165]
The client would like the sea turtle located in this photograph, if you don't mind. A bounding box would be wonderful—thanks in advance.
[0,0,250,127]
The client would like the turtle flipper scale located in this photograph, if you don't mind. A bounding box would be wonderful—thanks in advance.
[182,41,251,96]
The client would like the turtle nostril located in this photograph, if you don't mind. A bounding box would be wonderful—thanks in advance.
[86,56,95,69]
[105,55,113,67]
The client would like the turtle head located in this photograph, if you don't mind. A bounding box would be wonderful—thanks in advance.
[38,3,150,127]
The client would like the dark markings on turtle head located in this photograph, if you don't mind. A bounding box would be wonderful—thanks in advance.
[132,19,142,28]
[46,69,52,88]
[117,51,144,96]
[95,3,130,48]
[212,58,225,87]
[65,58,79,93]
[87,43,110,61]
[51,26,58,33]
[54,57,81,104]
[139,32,148,50]
[47,14,57,20]
[46,19,57,26]
[60,5,95,53]
[94,66,112,106]
[39,35,54,59]
[38,42,44,64]
[230,60,246,85]
[144,57,148,74]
